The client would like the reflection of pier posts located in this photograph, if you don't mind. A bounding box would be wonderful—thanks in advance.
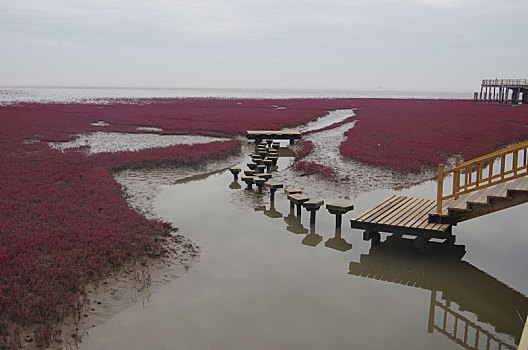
[348,236,526,349]
[428,291,517,350]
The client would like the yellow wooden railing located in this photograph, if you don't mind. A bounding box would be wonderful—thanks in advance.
[436,141,528,214]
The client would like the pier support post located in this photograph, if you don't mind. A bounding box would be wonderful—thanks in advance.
[363,230,380,246]
[512,88,520,104]
[523,90,528,104]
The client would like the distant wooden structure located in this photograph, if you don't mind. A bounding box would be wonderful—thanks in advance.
[351,141,528,249]
[246,130,302,145]
[474,79,528,104]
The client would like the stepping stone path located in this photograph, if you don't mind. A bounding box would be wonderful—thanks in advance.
[326,203,355,228]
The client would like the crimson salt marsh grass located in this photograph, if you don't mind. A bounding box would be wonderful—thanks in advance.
[1,97,527,349]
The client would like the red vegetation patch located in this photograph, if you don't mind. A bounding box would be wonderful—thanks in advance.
[295,140,314,160]
[293,161,339,180]
[340,99,528,172]
[1,97,528,346]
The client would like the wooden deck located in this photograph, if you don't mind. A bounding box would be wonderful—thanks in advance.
[246,130,302,144]
[428,176,528,224]
[350,195,452,237]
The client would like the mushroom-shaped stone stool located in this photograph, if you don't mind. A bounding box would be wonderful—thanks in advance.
[264,181,283,201]
[287,193,310,217]
[263,159,273,172]
[326,203,354,229]
[268,156,278,166]
[254,177,266,193]
[229,167,241,180]
[256,173,272,181]
[241,176,256,190]
[303,200,324,225]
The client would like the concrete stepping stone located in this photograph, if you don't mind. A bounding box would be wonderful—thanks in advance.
[326,203,354,228]
[229,167,241,180]
[264,181,283,201]
[303,200,324,225]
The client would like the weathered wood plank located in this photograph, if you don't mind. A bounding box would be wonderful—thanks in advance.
[378,197,422,225]
[399,200,435,227]
[374,197,416,224]
[361,196,408,223]
[353,195,398,221]
[390,198,431,226]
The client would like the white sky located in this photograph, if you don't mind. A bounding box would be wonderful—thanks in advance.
[1,0,527,91]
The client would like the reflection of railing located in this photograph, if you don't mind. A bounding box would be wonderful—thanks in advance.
[428,291,516,350]
[482,79,528,87]
[436,141,528,214]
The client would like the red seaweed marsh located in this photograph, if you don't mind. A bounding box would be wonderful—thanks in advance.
[1,98,528,349]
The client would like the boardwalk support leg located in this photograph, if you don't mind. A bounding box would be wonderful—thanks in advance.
[363,230,380,246]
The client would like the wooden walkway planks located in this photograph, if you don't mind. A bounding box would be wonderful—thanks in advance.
[429,176,528,221]
[351,196,452,236]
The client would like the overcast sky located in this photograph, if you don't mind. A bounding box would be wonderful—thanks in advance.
[1,0,526,91]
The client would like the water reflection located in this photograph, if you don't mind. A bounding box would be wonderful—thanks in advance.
[263,200,283,219]
[325,227,352,252]
[284,207,309,235]
[302,224,323,247]
[229,180,241,189]
[349,235,528,349]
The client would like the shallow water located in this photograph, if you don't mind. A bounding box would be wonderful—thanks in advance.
[80,146,528,350]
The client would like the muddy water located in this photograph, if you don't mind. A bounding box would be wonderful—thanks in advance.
[80,112,528,350]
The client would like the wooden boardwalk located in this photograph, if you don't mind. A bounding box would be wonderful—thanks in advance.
[352,140,528,239]
[428,175,528,224]
[246,130,301,144]
[350,195,452,237]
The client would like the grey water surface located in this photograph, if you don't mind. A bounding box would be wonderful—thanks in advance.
[80,151,528,350]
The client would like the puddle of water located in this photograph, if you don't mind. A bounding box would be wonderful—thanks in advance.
[80,112,528,349]
[49,132,226,154]
[81,160,527,350]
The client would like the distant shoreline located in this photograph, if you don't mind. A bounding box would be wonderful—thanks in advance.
[0,86,472,105]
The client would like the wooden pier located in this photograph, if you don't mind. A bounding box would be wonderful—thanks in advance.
[246,130,302,145]
[350,195,452,241]
[351,140,528,246]
[474,79,528,104]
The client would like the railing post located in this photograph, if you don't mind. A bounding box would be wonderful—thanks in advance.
[437,164,444,214]
[488,157,494,184]
[476,163,482,188]
[453,155,461,199]
[501,155,506,180]
[513,150,519,175]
